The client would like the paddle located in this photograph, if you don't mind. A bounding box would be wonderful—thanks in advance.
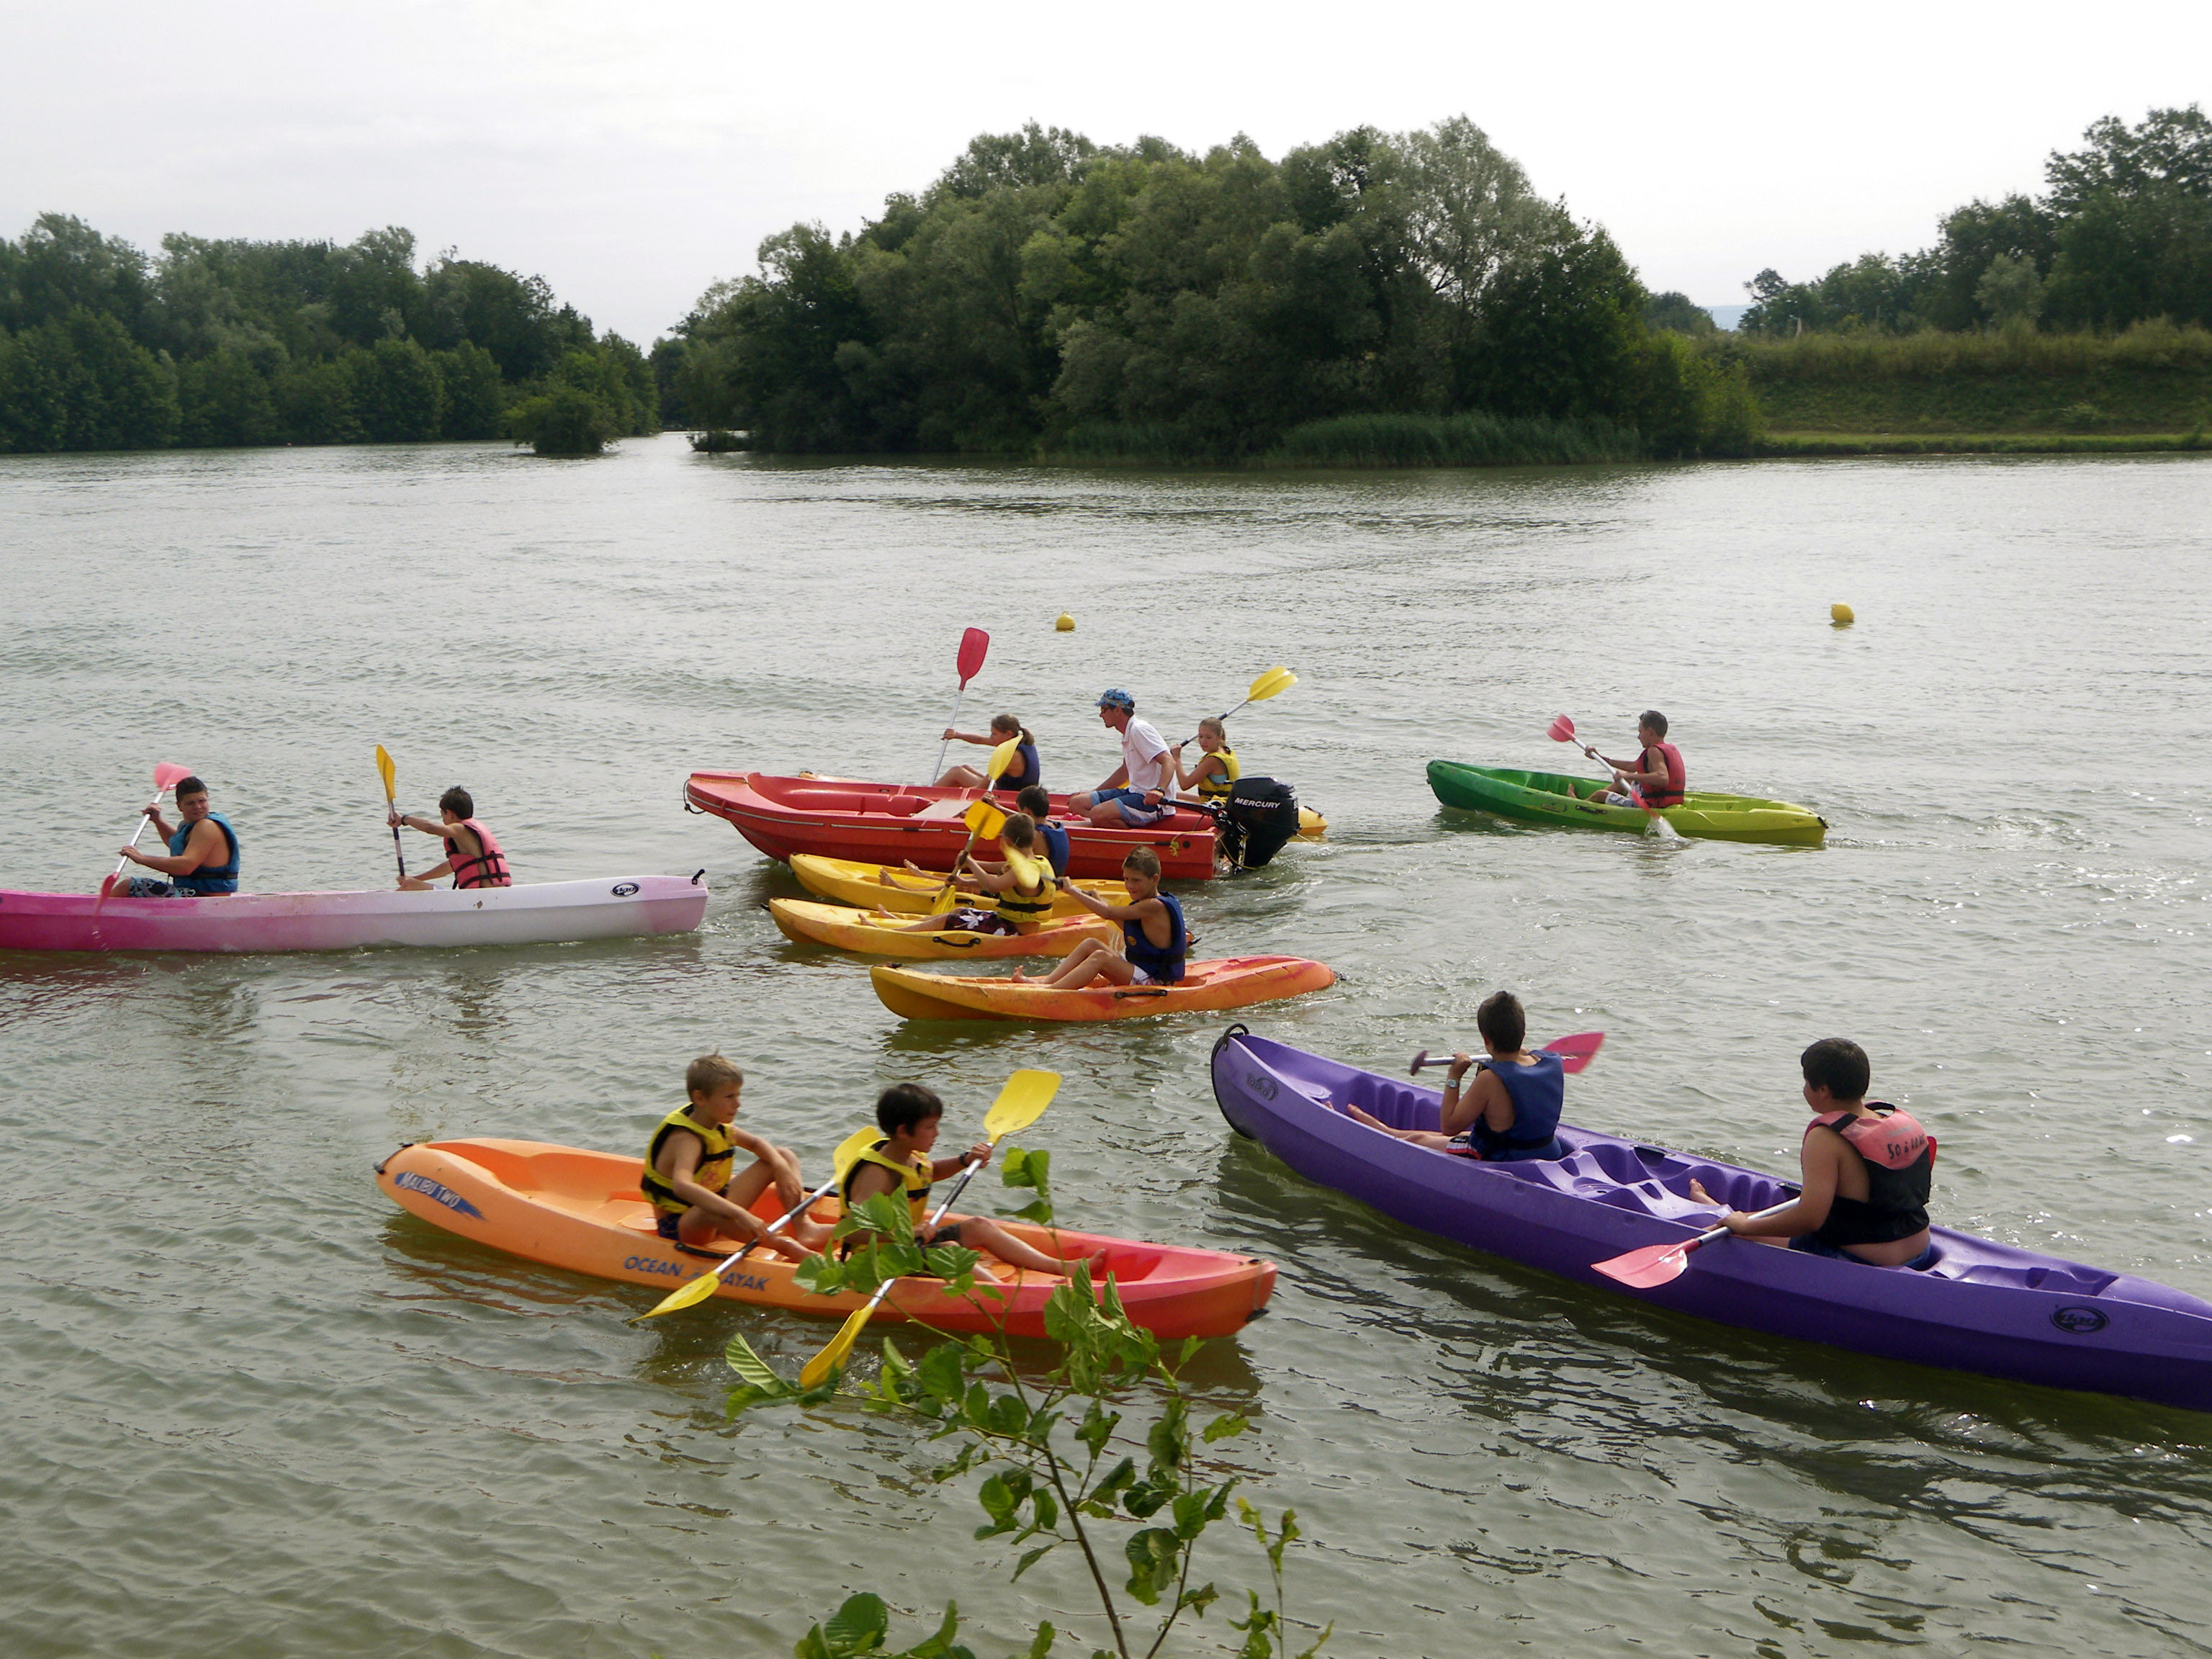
[981,734,1020,789]
[632,1127,881,1321]
[1411,1032,1604,1076]
[930,629,992,784]
[1547,716,1678,840]
[930,796,1008,916]
[375,745,407,882]
[799,1068,1061,1388]
[1180,665,1298,745]
[101,762,195,896]
[1591,1200,1798,1288]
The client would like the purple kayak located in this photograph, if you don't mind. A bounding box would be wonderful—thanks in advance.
[1211,1027,2212,1414]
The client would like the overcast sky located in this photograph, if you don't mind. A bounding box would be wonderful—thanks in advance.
[6,1,2206,342]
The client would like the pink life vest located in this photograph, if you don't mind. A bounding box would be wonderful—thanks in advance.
[1642,741,1686,808]
[443,819,511,889]
[1807,1105,1935,1246]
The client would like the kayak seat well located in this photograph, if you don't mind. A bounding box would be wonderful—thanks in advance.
[1940,1262,2119,1295]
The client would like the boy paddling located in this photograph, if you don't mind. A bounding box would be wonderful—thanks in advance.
[1578,710,1686,808]
[389,787,511,891]
[1689,1038,1937,1269]
[114,775,239,896]
[641,1056,830,1259]
[840,1084,1079,1280]
[1344,992,1567,1161]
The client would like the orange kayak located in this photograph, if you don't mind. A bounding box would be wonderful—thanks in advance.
[789,854,1130,918]
[376,1139,1276,1339]
[768,897,1116,960]
[869,956,1336,1022]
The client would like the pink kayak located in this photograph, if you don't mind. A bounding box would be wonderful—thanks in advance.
[0,874,708,954]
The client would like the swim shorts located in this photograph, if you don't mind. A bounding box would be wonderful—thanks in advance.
[1098,787,1169,827]
[1789,1233,1938,1271]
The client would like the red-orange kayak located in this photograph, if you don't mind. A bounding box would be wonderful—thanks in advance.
[869,956,1337,1022]
[376,1138,1276,1339]
[684,771,1218,881]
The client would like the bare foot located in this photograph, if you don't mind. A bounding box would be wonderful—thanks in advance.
[1009,967,1029,983]
[1686,1178,1725,1208]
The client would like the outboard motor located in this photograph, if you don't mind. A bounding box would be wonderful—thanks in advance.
[1211,776,1300,870]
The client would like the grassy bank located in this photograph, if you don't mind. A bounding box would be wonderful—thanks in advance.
[1713,322,2212,438]
[1757,431,2208,457]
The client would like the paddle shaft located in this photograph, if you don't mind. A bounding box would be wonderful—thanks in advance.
[1679,1198,1799,1254]
[931,684,971,786]
[106,783,181,891]
[713,1174,839,1270]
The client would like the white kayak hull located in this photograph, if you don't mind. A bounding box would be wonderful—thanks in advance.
[0,874,709,954]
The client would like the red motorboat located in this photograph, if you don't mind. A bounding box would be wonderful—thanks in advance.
[683,772,1218,881]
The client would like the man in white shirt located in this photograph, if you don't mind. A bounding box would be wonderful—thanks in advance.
[1067,688,1174,826]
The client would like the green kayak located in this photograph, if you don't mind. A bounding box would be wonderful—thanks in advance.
[1426,761,1827,848]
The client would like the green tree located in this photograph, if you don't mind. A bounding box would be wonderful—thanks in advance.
[434,342,505,439]
[347,336,445,441]
[273,357,361,444]
[177,348,279,446]
[1975,253,2046,330]
[1644,291,1717,336]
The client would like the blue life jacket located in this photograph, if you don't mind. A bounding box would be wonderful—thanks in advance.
[990,743,1040,793]
[1469,1051,1564,1161]
[1122,893,1185,984]
[1037,821,1071,879]
[169,813,239,895]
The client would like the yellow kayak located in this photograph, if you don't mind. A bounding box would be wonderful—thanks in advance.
[788,854,1130,918]
[768,897,1117,960]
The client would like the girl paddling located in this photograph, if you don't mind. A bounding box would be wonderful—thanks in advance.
[936,714,1039,793]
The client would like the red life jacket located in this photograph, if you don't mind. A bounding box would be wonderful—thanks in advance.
[1807,1105,1935,1246]
[1641,742,1686,807]
[443,819,511,889]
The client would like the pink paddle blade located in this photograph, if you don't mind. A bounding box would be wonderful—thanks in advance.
[1592,1238,1694,1288]
[153,762,194,790]
[956,628,990,685]
[1543,1030,1604,1073]
[1547,715,1577,744]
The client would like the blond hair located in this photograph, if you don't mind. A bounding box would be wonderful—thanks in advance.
[685,1053,745,1098]
[1000,812,1036,849]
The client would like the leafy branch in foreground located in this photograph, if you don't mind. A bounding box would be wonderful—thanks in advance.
[726,1146,1327,1659]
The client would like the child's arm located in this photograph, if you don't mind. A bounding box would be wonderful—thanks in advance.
[1166,745,1222,793]
[943,728,990,747]
[929,1143,991,1181]
[658,1136,774,1238]
[1060,885,1151,923]
[1717,1133,1840,1238]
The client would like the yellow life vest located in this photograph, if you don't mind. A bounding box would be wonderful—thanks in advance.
[639,1107,737,1215]
[992,846,1058,922]
[840,1139,933,1228]
[1195,745,1241,802]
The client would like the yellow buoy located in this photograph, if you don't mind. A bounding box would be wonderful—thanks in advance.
[1054,613,1075,631]
[1830,603,1855,626]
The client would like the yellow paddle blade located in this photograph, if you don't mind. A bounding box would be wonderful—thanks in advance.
[639,1256,738,1319]
[984,736,1018,786]
[982,1068,1061,1142]
[1246,666,1297,704]
[800,1300,876,1389]
[1002,845,1040,890]
[374,744,396,801]
[963,797,1008,837]
[929,880,961,915]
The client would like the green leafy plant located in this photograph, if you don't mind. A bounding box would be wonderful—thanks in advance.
[727,1146,1326,1659]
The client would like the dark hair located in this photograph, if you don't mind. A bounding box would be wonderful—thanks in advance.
[1122,845,1161,880]
[876,1082,944,1136]
[1800,1038,1870,1101]
[1015,785,1051,818]
[439,786,475,819]
[1475,990,1527,1053]
[990,714,1037,747]
[175,775,208,800]
[1640,710,1669,737]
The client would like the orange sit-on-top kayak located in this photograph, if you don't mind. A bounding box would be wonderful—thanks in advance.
[869,956,1336,1022]
[375,1139,1276,1339]
[768,897,1117,960]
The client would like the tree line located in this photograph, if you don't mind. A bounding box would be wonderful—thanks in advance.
[660,118,1755,460]
[0,218,657,454]
[1740,107,2211,336]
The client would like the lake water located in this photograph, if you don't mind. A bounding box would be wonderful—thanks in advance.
[3,435,2210,1658]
